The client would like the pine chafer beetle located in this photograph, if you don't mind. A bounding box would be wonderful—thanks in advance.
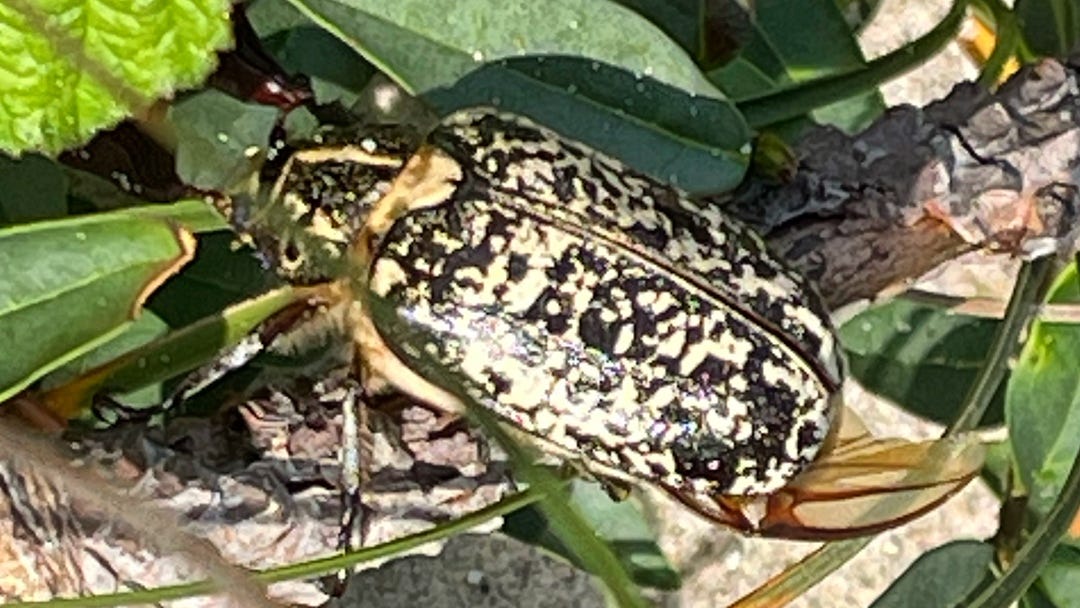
[225,108,984,540]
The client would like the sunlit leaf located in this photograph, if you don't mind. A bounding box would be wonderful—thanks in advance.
[0,0,233,155]
[839,297,1005,427]
[1008,263,1080,528]
[0,207,195,402]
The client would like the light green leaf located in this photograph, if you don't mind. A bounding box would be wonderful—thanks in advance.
[0,0,233,155]
[0,207,195,403]
[1007,263,1080,525]
[283,0,722,98]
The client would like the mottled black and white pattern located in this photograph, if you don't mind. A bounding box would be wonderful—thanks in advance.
[368,110,843,497]
[220,125,419,284]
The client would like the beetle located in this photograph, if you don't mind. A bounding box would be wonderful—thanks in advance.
[224,108,984,540]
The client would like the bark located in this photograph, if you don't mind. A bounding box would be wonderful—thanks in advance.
[735,58,1080,307]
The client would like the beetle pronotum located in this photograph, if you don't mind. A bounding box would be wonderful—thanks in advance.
[226,108,984,540]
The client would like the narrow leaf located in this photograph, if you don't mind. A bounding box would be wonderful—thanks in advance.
[40,286,309,420]
[503,480,681,590]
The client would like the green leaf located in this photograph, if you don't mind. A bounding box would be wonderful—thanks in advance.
[1016,0,1080,58]
[427,56,750,193]
[41,286,306,419]
[282,0,722,98]
[1037,545,1080,607]
[147,232,282,327]
[0,153,69,223]
[735,0,966,129]
[1008,263,1080,523]
[42,310,169,408]
[0,207,194,403]
[839,297,1005,427]
[122,198,230,234]
[711,0,884,133]
[0,0,233,155]
[249,0,377,107]
[870,540,994,607]
[612,0,701,59]
[169,90,280,191]
[503,480,681,591]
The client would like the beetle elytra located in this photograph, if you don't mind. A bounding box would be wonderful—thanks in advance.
[225,108,985,539]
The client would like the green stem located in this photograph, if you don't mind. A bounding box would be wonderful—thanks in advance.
[948,256,1055,433]
[7,483,553,608]
[964,442,1080,606]
[971,0,1020,89]
[737,0,969,129]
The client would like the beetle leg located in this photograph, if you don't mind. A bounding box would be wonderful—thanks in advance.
[598,477,634,502]
[337,378,372,554]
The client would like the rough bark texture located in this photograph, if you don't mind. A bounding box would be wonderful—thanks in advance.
[3,57,1080,605]
[735,58,1080,307]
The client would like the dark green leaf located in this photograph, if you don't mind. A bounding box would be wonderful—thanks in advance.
[249,0,377,106]
[839,297,1005,427]
[148,232,281,327]
[1007,263,1080,523]
[711,0,885,133]
[0,207,194,402]
[428,56,750,194]
[1016,0,1080,58]
[283,0,722,97]
[503,480,681,590]
[0,153,68,224]
[169,90,280,191]
[870,540,994,607]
